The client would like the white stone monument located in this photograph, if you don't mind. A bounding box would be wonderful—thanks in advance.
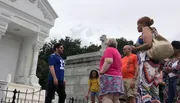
[64,35,107,99]
[100,34,107,54]
[0,0,58,102]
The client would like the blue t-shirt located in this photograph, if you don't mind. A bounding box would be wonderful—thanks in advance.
[48,53,65,81]
[136,34,144,46]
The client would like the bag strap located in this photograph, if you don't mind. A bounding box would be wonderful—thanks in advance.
[151,27,168,41]
[151,27,159,37]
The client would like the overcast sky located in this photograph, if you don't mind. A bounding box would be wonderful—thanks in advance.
[47,0,180,46]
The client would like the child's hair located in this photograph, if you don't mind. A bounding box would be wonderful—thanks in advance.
[89,70,99,79]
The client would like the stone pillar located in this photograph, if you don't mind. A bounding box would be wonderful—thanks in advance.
[29,33,46,86]
[15,37,34,84]
[30,44,40,76]
[15,30,47,86]
[29,43,41,86]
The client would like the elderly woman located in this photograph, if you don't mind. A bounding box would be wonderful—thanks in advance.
[99,38,124,103]
[163,41,180,103]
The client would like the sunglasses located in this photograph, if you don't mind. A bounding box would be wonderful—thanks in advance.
[59,47,64,50]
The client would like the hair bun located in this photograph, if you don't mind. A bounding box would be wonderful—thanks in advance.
[171,41,180,49]
[150,19,154,25]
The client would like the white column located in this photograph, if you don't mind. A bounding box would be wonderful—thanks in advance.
[15,37,34,84]
[28,30,48,86]
[0,16,10,83]
[30,44,40,75]
[29,39,44,86]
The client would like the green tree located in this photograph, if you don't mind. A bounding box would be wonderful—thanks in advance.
[37,36,134,89]
[36,36,100,89]
[116,37,134,57]
[81,44,101,53]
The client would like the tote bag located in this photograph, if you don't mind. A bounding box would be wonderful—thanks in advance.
[146,33,174,60]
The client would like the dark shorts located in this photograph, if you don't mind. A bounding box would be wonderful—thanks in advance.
[91,92,99,97]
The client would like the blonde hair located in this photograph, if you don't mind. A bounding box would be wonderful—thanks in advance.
[107,38,118,48]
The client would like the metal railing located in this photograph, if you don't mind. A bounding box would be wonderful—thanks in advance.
[0,88,91,103]
[66,97,89,103]
[0,88,42,103]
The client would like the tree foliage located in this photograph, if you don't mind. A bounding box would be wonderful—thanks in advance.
[37,36,100,89]
[36,36,134,89]
[116,37,134,57]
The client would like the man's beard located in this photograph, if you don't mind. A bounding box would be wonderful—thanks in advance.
[58,51,63,56]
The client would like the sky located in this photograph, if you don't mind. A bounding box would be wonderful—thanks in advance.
[47,0,180,46]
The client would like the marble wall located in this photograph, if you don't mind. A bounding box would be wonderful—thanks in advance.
[0,33,21,82]
[65,51,102,98]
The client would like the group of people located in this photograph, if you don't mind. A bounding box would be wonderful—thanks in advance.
[44,16,180,103]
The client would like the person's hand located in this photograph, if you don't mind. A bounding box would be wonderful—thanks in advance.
[159,82,165,85]
[53,78,58,86]
[151,99,161,103]
[131,45,135,50]
[99,71,104,75]
[131,45,137,52]
[64,80,66,85]
[130,80,135,89]
[85,94,89,100]
[166,67,172,72]
[142,94,152,100]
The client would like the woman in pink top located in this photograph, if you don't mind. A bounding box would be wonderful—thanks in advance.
[99,38,124,103]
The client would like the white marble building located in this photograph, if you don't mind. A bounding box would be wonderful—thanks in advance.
[0,0,58,102]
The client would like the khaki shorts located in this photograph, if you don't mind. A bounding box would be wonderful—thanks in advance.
[123,78,137,98]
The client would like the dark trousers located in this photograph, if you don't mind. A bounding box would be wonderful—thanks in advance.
[167,77,177,103]
[45,80,66,103]
[159,84,165,103]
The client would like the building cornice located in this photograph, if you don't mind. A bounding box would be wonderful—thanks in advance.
[42,0,58,19]
[0,1,55,29]
[0,15,10,35]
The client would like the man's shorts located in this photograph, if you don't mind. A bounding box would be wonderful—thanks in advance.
[123,78,137,98]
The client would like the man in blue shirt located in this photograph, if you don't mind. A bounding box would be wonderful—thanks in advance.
[45,43,66,103]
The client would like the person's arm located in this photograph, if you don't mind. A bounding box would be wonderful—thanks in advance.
[48,55,58,84]
[100,49,113,74]
[100,58,113,74]
[171,60,180,74]
[97,78,100,86]
[64,78,66,85]
[49,66,57,80]
[86,80,91,98]
[135,27,153,51]
[159,71,163,82]
[133,55,138,80]
[159,71,165,85]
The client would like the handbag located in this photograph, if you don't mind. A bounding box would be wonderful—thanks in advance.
[146,30,174,60]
